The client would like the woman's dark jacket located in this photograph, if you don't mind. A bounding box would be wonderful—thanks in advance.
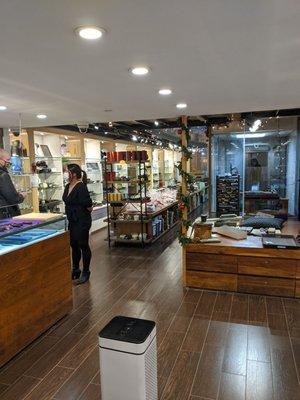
[62,182,93,239]
[0,166,23,217]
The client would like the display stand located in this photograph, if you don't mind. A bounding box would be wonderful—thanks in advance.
[34,130,64,213]
[164,149,175,187]
[9,130,36,214]
[216,175,240,216]
[104,155,149,247]
[84,138,106,232]
[152,149,160,189]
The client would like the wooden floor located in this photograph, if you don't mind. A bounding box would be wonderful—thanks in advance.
[0,228,300,400]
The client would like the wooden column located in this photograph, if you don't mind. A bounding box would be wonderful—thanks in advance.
[79,136,86,169]
[181,116,188,235]
[181,115,188,286]
[0,128,4,148]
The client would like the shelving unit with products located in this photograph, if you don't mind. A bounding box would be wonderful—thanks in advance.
[9,130,35,214]
[84,138,107,232]
[152,149,160,189]
[174,150,182,184]
[158,149,165,187]
[104,151,150,246]
[34,131,64,213]
[163,149,175,187]
[216,175,240,217]
[104,151,183,246]
[151,149,179,189]
[84,138,103,205]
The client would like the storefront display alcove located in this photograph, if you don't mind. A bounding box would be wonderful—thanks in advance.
[182,117,300,298]
[210,116,298,217]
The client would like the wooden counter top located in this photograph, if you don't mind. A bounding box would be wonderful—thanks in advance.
[186,219,300,259]
[184,219,300,298]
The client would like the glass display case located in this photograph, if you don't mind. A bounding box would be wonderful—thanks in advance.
[0,211,67,256]
[164,150,175,187]
[9,130,35,214]
[152,149,160,189]
[210,117,298,216]
[36,157,64,213]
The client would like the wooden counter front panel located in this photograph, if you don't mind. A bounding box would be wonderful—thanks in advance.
[237,275,295,297]
[186,270,237,292]
[186,253,237,273]
[296,280,300,298]
[0,232,72,367]
[238,256,298,279]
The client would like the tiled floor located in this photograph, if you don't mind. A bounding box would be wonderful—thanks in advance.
[0,228,299,399]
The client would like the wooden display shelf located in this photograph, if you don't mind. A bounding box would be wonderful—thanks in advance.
[114,237,152,244]
[151,221,180,243]
[146,201,178,218]
[109,201,179,245]
[184,219,300,298]
[109,198,151,204]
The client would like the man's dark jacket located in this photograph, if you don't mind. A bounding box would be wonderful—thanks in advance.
[0,166,23,217]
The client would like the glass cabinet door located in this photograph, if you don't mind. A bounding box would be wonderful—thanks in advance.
[210,117,298,217]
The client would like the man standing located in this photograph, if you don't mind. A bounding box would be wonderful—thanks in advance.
[0,149,25,218]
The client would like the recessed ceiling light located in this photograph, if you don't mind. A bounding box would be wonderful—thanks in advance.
[75,26,105,40]
[176,103,187,109]
[36,114,47,119]
[130,66,149,76]
[159,89,172,96]
[0,106,7,111]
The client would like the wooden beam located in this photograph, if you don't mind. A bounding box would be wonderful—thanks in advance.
[0,128,4,148]
[181,115,188,287]
[181,116,188,235]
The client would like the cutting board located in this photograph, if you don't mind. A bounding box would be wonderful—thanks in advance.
[13,213,63,221]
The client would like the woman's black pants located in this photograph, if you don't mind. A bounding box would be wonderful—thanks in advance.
[70,228,92,272]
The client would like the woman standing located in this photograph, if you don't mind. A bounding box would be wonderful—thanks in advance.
[63,164,93,284]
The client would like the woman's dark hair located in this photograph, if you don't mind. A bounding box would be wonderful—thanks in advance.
[67,163,87,185]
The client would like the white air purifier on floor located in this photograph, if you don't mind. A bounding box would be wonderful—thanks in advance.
[99,316,158,400]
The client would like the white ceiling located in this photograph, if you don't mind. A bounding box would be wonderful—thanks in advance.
[0,0,300,128]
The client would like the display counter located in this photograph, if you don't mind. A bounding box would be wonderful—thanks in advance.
[184,219,300,298]
[0,213,72,367]
[108,188,205,245]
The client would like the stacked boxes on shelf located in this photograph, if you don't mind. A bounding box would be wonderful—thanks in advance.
[152,216,164,238]
[216,175,240,216]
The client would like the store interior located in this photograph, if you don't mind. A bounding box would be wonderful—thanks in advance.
[0,1,300,399]
[0,113,300,400]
